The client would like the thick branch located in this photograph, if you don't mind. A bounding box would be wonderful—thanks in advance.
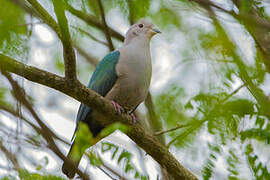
[0,54,197,180]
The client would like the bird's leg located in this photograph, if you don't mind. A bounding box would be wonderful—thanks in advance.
[129,113,136,123]
[111,100,124,114]
[128,105,139,123]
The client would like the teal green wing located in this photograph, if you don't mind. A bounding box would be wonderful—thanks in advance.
[75,50,120,137]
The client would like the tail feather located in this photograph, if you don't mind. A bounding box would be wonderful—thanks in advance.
[62,112,104,178]
[62,142,82,179]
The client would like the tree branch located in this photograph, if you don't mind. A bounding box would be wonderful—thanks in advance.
[154,123,191,136]
[0,141,20,172]
[0,103,70,146]
[192,0,270,31]
[0,54,197,180]
[74,44,100,67]
[65,3,125,42]
[97,0,114,51]
[71,25,109,47]
[190,0,270,72]
[2,71,90,180]
[52,0,77,80]
[26,0,61,38]
[127,0,135,25]
[145,93,165,144]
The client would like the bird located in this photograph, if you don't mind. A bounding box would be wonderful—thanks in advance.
[62,19,161,178]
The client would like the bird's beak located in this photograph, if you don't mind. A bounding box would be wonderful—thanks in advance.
[152,28,161,34]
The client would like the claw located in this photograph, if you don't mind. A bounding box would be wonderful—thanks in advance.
[111,100,124,114]
[130,113,136,123]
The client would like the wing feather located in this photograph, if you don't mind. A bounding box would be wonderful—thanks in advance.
[72,51,120,139]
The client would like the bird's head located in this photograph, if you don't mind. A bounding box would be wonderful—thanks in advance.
[124,19,161,44]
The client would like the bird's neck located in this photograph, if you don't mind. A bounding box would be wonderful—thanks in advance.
[121,37,151,60]
[123,35,150,49]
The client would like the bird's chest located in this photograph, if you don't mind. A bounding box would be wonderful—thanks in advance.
[117,50,151,89]
[112,50,152,109]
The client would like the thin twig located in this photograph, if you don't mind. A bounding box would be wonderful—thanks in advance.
[145,93,166,144]
[98,153,127,180]
[26,0,61,38]
[223,83,246,102]
[65,3,125,42]
[154,123,191,136]
[0,103,71,146]
[16,21,44,27]
[2,72,90,180]
[0,141,20,171]
[71,25,109,47]
[74,44,99,67]
[166,83,246,148]
[97,0,114,51]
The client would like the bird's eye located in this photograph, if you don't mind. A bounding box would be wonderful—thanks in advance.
[138,24,144,28]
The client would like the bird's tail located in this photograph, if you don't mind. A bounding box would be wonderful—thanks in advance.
[62,140,82,179]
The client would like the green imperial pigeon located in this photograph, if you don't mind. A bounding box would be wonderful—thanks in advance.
[62,19,161,178]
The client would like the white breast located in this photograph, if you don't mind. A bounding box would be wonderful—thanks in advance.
[107,38,152,110]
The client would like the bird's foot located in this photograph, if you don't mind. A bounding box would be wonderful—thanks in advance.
[111,100,124,114]
[129,113,136,123]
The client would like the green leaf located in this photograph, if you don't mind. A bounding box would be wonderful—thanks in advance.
[245,144,270,179]
[117,150,131,164]
[0,88,8,101]
[87,151,103,167]
[99,122,130,138]
[151,7,181,29]
[241,128,270,144]
[0,0,28,57]
[202,143,220,180]
[71,122,94,161]
[54,53,64,74]
[101,142,148,179]
[227,149,240,178]
[128,0,151,22]
[0,175,16,180]
[18,169,65,180]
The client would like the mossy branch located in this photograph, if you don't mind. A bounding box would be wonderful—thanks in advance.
[0,54,197,180]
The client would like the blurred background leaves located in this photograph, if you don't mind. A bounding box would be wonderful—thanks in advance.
[0,0,270,179]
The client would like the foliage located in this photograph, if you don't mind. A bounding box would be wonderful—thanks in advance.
[18,170,65,180]
[99,122,130,138]
[202,143,220,180]
[1,0,270,179]
[245,144,270,179]
[241,128,270,144]
[71,122,94,161]
[0,170,65,180]
[0,0,28,57]
[101,141,149,180]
